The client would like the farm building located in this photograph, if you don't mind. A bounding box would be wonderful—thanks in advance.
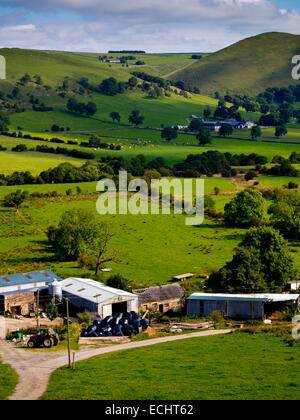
[0,270,60,316]
[59,278,139,317]
[187,293,300,320]
[288,281,299,291]
[172,273,195,282]
[134,284,185,313]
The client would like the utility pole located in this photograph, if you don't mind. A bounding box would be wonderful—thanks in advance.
[66,298,71,369]
[36,289,40,330]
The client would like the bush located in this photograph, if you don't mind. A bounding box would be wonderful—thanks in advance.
[77,311,91,328]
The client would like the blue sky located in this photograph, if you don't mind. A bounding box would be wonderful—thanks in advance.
[0,1,299,52]
[275,0,300,12]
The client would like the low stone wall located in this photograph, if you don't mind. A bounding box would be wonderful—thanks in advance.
[0,316,6,340]
[79,336,130,345]
[5,317,64,334]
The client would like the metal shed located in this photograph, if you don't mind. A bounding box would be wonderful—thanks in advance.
[59,278,139,317]
[187,293,300,320]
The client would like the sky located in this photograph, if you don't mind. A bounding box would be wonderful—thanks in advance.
[0,0,299,53]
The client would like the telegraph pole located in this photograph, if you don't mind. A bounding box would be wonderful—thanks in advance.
[36,289,40,330]
[66,298,71,369]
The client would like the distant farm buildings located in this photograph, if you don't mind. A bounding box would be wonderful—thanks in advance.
[187,293,300,320]
[134,284,185,313]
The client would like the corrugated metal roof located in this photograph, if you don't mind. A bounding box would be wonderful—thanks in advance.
[187,293,300,303]
[0,286,49,296]
[60,278,138,304]
[0,270,61,288]
[134,284,185,304]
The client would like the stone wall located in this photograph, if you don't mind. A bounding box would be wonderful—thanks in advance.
[0,316,6,340]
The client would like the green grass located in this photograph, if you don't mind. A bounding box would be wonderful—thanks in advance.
[170,32,300,96]
[0,150,86,176]
[0,185,299,286]
[0,358,18,400]
[258,176,300,189]
[42,332,300,400]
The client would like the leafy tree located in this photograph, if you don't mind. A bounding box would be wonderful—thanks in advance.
[110,112,121,123]
[0,112,9,131]
[268,191,300,240]
[251,126,262,141]
[129,110,144,126]
[206,227,295,293]
[224,189,265,227]
[128,77,138,88]
[46,303,59,321]
[47,209,112,261]
[203,107,211,118]
[189,118,203,132]
[85,102,97,116]
[219,124,233,137]
[161,127,178,143]
[275,125,288,138]
[197,128,212,147]
[99,77,119,96]
[106,274,131,292]
[3,190,28,212]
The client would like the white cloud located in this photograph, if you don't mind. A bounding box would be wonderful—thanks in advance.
[0,0,299,51]
[8,24,36,31]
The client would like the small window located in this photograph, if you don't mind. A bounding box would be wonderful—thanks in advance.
[77,288,86,292]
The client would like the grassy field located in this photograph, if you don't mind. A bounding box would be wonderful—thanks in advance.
[0,150,86,176]
[170,32,300,96]
[258,176,300,189]
[42,332,300,400]
[0,358,18,400]
[0,183,299,287]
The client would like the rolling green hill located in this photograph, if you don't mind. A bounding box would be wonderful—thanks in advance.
[170,32,300,96]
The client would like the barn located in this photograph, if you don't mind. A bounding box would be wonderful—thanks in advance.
[59,278,139,317]
[187,293,300,320]
[134,284,185,313]
[0,270,60,316]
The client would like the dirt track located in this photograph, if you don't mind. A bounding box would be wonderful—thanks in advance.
[0,329,231,400]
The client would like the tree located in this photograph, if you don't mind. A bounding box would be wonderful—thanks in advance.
[197,128,212,147]
[275,125,288,138]
[251,126,262,141]
[110,112,121,123]
[94,224,119,276]
[203,107,211,118]
[46,303,58,321]
[206,227,295,293]
[268,191,300,240]
[224,189,265,227]
[219,124,233,137]
[0,112,9,131]
[161,127,178,143]
[3,190,28,212]
[99,77,119,96]
[47,209,115,262]
[106,274,131,292]
[129,110,144,126]
[85,102,97,116]
[189,118,203,132]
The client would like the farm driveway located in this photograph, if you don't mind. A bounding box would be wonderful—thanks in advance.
[0,329,231,400]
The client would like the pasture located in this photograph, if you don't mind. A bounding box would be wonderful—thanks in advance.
[0,358,18,400]
[42,332,300,400]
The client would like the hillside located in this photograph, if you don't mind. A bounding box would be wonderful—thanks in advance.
[170,32,300,96]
